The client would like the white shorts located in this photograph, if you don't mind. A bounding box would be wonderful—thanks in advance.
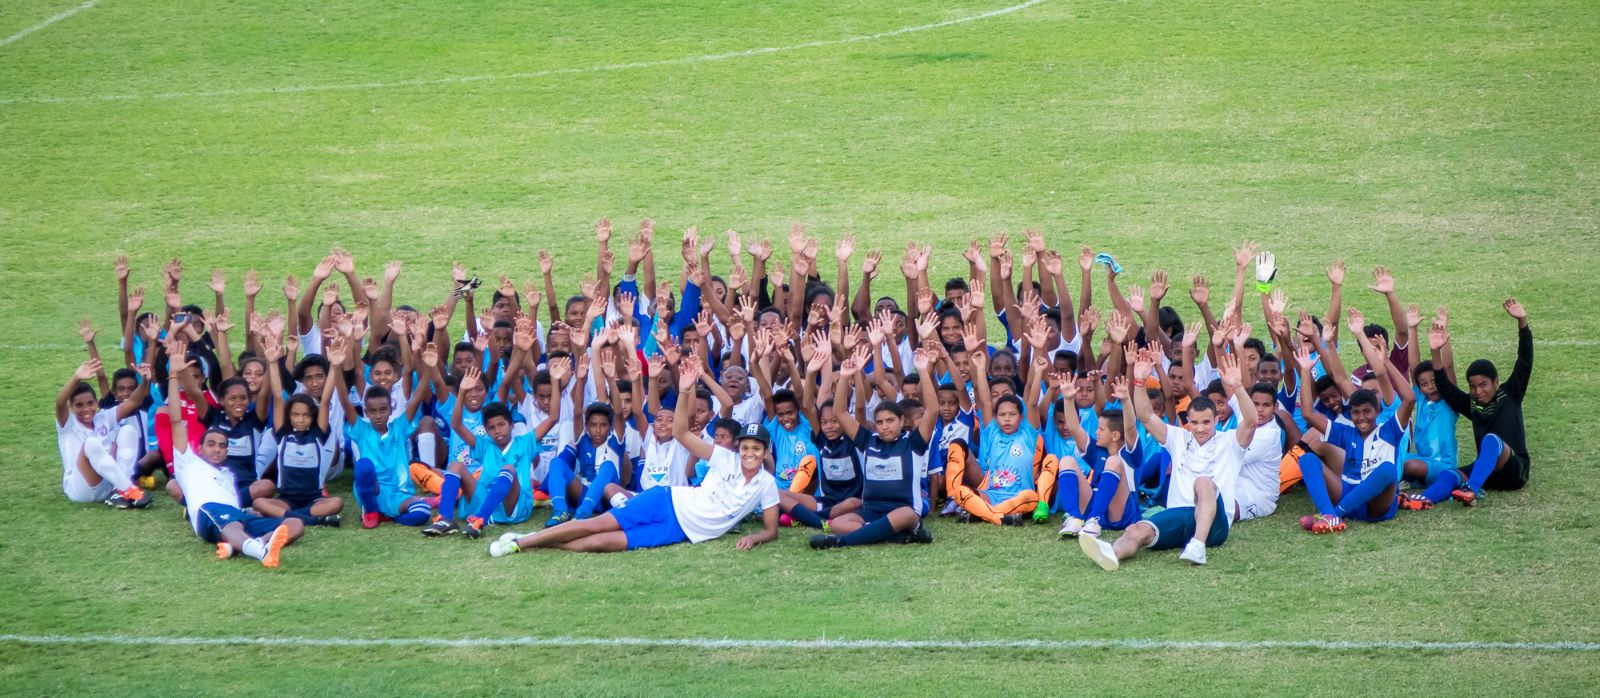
[63,471,116,503]
[1234,488,1279,522]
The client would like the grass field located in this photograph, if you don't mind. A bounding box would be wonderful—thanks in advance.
[3,0,1600,695]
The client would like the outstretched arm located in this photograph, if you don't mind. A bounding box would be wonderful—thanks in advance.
[1128,346,1168,443]
[673,363,715,462]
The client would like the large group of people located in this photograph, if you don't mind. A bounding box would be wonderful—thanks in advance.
[54,220,1535,569]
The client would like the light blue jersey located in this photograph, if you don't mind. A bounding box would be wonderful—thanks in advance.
[764,414,816,490]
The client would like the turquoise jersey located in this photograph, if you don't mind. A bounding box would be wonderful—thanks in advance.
[764,414,816,489]
[1408,397,1458,466]
[1043,404,1088,475]
[978,421,1041,505]
[347,413,420,517]
[437,394,488,473]
[467,432,547,524]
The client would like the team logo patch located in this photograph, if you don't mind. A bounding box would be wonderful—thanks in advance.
[793,441,806,455]
[864,457,899,481]
[1008,443,1023,458]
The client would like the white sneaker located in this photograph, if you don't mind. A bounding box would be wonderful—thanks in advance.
[1079,533,1120,571]
[497,531,526,544]
[1179,539,1207,566]
[1057,516,1085,537]
[489,539,521,558]
[1080,517,1102,538]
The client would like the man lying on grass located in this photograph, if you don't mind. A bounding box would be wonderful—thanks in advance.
[488,360,779,556]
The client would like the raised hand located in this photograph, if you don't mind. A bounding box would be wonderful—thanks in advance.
[1293,345,1317,372]
[1345,307,1366,336]
[1369,266,1395,294]
[283,275,300,302]
[861,249,882,279]
[361,277,379,301]
[1025,318,1050,349]
[1190,275,1211,305]
[835,233,855,262]
[1078,307,1100,336]
[214,310,235,334]
[549,355,573,386]
[74,358,102,382]
[538,251,554,276]
[1267,289,1288,317]
[313,255,335,280]
[208,269,226,295]
[1428,320,1449,351]
[748,239,771,261]
[1217,351,1242,389]
[242,270,261,297]
[1128,285,1147,314]
[628,236,649,264]
[323,282,340,307]
[384,260,403,283]
[1131,347,1155,381]
[1078,246,1094,272]
[77,317,96,343]
[725,229,740,258]
[1405,302,1422,329]
[1149,270,1169,302]
[459,365,482,393]
[1504,297,1527,322]
[1234,240,1258,269]
[678,360,700,390]
[114,255,129,281]
[128,287,145,312]
[1327,259,1346,286]
[596,217,612,245]
[1109,375,1129,402]
[1106,311,1132,344]
[913,311,937,339]
[1041,250,1064,276]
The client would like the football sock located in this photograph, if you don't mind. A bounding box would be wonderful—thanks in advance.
[840,516,898,547]
[1297,452,1338,517]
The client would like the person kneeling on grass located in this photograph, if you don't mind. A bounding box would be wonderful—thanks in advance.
[807,345,937,549]
[488,362,779,556]
[1079,347,1257,569]
[166,351,301,567]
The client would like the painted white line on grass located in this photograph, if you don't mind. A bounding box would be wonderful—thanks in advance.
[0,633,1596,653]
[0,0,1046,105]
[0,0,96,48]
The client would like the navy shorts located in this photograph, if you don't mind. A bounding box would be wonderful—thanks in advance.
[860,503,909,522]
[1145,493,1230,550]
[611,487,689,550]
[197,502,283,543]
[281,492,324,511]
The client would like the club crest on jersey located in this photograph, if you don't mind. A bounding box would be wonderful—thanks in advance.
[1008,443,1023,458]
[793,441,806,456]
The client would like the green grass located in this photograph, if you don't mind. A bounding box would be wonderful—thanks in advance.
[3,0,1600,695]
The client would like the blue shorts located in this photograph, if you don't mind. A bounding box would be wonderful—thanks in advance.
[1402,455,1453,486]
[1144,494,1230,550]
[611,487,689,550]
[196,502,283,543]
[860,502,913,522]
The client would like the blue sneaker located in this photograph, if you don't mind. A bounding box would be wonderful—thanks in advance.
[543,512,573,528]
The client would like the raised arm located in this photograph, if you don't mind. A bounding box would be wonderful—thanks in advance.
[403,343,437,422]
[1293,346,1330,435]
[1218,351,1257,448]
[451,366,483,449]
[833,348,864,441]
[56,360,101,426]
[1325,259,1345,345]
[77,318,110,395]
[1369,266,1409,352]
[1502,298,1533,401]
[1128,345,1168,443]
[672,362,715,462]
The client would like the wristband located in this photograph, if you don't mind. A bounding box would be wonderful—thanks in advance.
[1256,281,1273,294]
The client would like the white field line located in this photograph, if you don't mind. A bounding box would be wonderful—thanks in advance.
[0,633,1595,652]
[0,0,1047,105]
[5,337,1594,352]
[0,0,96,48]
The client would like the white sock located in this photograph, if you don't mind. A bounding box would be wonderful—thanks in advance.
[83,437,135,491]
[114,423,141,476]
[241,537,268,560]
[609,493,629,509]
[416,433,438,468]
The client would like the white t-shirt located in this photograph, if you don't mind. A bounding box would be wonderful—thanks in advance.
[669,446,780,543]
[518,390,575,477]
[1162,427,1244,525]
[713,392,765,426]
[639,436,691,490]
[173,449,241,536]
[57,409,119,488]
[1234,419,1284,521]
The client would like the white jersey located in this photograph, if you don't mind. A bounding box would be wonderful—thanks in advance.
[1161,427,1244,526]
[173,449,241,536]
[518,391,574,480]
[1234,419,1285,521]
[669,446,780,543]
[638,436,691,490]
[57,409,119,490]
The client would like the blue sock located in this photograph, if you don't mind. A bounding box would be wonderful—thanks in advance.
[285,506,318,524]
[788,504,824,529]
[839,516,898,547]
[1058,470,1085,518]
[1298,452,1338,517]
[353,458,381,514]
[1333,466,1398,518]
[1419,469,1463,503]
[546,459,573,516]
[1086,471,1122,521]
[393,500,432,526]
[1466,435,1505,492]
[473,470,515,521]
[438,472,461,521]
[576,462,619,518]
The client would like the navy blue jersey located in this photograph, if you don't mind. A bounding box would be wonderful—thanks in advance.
[811,432,863,505]
[274,425,335,502]
[853,429,929,514]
